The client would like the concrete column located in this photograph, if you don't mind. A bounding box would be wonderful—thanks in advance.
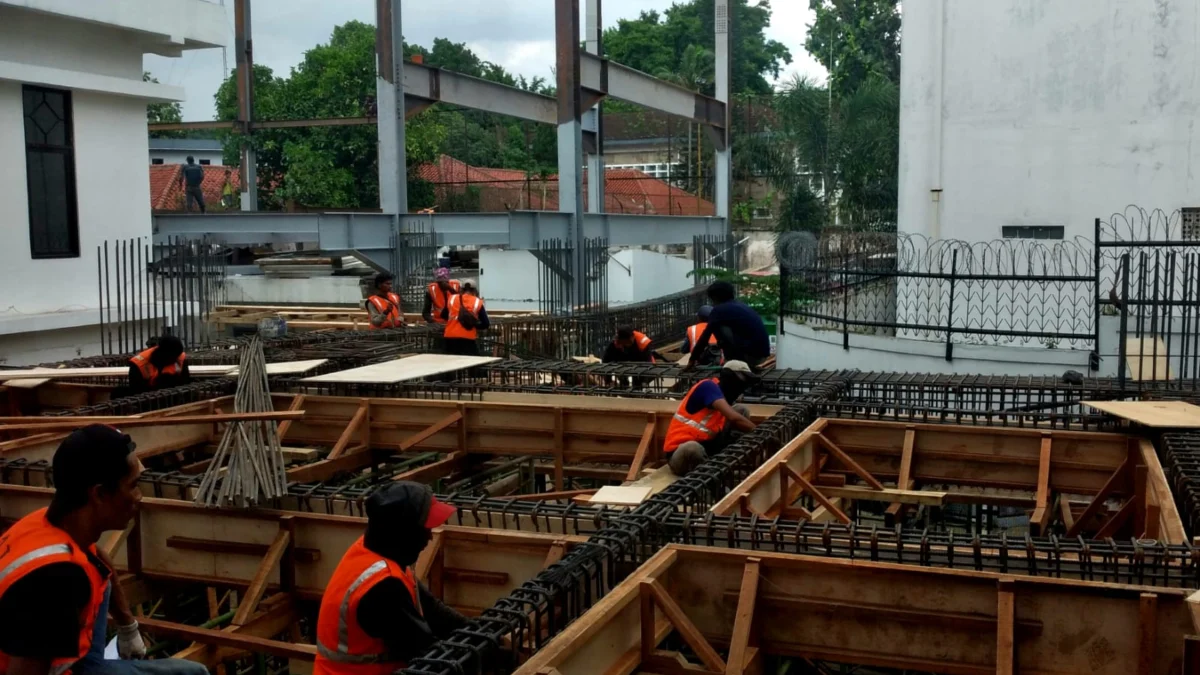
[235,0,257,211]
[584,0,604,214]
[376,0,408,216]
[714,0,732,227]
[556,0,586,310]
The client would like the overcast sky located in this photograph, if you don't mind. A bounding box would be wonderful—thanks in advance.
[147,0,827,121]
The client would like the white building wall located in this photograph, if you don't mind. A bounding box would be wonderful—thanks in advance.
[899,0,1200,242]
[150,149,224,166]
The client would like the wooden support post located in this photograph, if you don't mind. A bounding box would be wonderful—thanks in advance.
[360,400,371,450]
[886,426,916,520]
[1140,439,1187,543]
[1135,463,1148,537]
[1138,593,1157,675]
[640,580,656,664]
[393,451,465,483]
[279,516,297,594]
[553,408,565,491]
[641,580,726,674]
[725,558,760,675]
[783,463,851,524]
[231,529,291,626]
[625,417,656,482]
[102,521,133,558]
[996,580,1015,675]
[1144,477,1162,540]
[776,463,789,515]
[1066,456,1132,538]
[1058,495,1075,533]
[326,402,369,460]
[815,433,885,490]
[276,394,306,442]
[1095,499,1137,540]
[415,530,443,582]
[543,540,568,568]
[1031,433,1053,535]
[399,411,462,452]
[457,402,468,453]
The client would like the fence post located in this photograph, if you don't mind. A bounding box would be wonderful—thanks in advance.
[841,250,849,350]
[1092,217,1101,371]
[945,249,958,362]
[1118,253,1130,390]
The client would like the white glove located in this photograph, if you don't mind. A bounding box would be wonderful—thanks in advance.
[117,621,147,659]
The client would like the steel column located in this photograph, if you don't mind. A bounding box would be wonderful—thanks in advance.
[376,0,407,216]
[234,0,257,211]
[713,0,732,225]
[584,0,605,215]
[556,0,586,310]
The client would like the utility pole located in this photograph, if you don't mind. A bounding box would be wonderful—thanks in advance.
[584,0,604,215]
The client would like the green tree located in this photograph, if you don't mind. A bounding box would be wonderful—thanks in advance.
[144,72,184,139]
[806,0,901,98]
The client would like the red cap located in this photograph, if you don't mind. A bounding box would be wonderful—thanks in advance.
[424,496,457,529]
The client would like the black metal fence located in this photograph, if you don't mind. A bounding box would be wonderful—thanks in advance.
[389,224,439,310]
[532,237,609,316]
[691,233,742,285]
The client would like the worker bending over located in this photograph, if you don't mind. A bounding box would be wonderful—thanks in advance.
[0,425,208,675]
[664,360,759,476]
[602,326,654,364]
[682,305,722,367]
[683,281,770,372]
[315,482,467,675]
[366,272,404,329]
[422,268,461,324]
[441,282,489,356]
[127,335,189,394]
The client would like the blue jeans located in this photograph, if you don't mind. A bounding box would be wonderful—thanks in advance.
[73,583,210,675]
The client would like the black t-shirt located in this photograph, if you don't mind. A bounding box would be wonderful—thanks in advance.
[182,163,205,188]
[0,555,108,659]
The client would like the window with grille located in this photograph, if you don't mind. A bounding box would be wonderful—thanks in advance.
[151,158,164,165]
[1001,226,1064,240]
[23,86,78,259]
[199,159,211,165]
[1182,208,1200,240]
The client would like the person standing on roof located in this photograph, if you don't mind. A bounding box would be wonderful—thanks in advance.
[366,272,404,330]
[0,424,209,675]
[663,360,759,476]
[442,282,489,356]
[422,268,461,325]
[180,156,206,213]
[682,281,770,372]
[127,335,189,394]
[314,482,468,675]
[682,305,722,367]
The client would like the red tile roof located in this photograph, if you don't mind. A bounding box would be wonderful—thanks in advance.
[149,164,240,212]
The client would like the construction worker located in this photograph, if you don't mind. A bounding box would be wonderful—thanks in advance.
[602,326,654,364]
[366,272,404,329]
[0,424,208,675]
[682,305,722,367]
[664,360,759,477]
[314,482,467,675]
[126,335,189,394]
[442,282,489,356]
[422,268,461,325]
[682,281,770,372]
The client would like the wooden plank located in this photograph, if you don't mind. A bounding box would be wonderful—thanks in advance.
[589,486,652,506]
[303,354,500,384]
[1030,434,1052,535]
[995,580,1015,675]
[725,559,760,675]
[415,530,443,582]
[1058,495,1076,532]
[232,529,291,626]
[1125,336,1175,381]
[1139,439,1188,544]
[393,452,466,483]
[326,402,368,460]
[1095,499,1137,539]
[399,410,463,452]
[498,489,598,502]
[643,579,726,674]
[1083,400,1200,428]
[886,427,916,519]
[276,395,306,442]
[1138,593,1157,675]
[226,359,329,377]
[284,447,376,484]
[815,434,885,490]
[0,411,303,432]
[138,616,316,661]
[0,365,236,381]
[166,536,320,563]
[543,540,567,568]
[554,408,565,491]
[816,485,946,506]
[625,419,656,482]
[1065,457,1131,538]
[782,463,850,524]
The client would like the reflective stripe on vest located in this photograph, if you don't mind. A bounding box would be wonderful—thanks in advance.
[445,294,482,340]
[367,294,401,329]
[663,378,726,453]
[671,409,718,436]
[688,323,716,347]
[428,282,460,324]
[320,560,389,663]
[0,544,71,583]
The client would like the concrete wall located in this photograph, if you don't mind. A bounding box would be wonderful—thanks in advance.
[224,276,367,306]
[621,249,693,303]
[0,319,159,366]
[900,0,1200,242]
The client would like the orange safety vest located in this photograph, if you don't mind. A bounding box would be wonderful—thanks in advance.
[687,323,718,348]
[427,281,461,324]
[0,508,108,675]
[445,293,483,340]
[367,292,402,329]
[129,347,187,387]
[663,377,727,453]
[315,537,422,675]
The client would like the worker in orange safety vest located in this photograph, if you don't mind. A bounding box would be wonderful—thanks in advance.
[663,360,759,477]
[314,483,466,675]
[422,268,461,325]
[442,283,490,356]
[366,272,404,329]
[0,425,208,675]
[682,305,723,367]
[127,335,189,393]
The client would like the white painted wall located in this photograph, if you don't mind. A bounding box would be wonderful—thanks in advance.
[623,249,693,303]
[151,150,224,166]
[224,276,367,306]
[900,0,1200,242]
[479,250,542,311]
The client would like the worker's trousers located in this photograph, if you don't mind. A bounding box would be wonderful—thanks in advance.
[73,584,209,675]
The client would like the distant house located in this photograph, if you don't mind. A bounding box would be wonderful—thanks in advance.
[149,137,224,166]
[0,0,226,365]
[149,164,239,212]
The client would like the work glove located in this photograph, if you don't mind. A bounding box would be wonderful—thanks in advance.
[117,621,147,659]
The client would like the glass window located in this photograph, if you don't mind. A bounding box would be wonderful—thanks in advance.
[1001,226,1064,240]
[23,86,78,259]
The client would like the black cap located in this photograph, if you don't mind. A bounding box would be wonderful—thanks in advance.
[366,482,456,531]
[52,425,136,494]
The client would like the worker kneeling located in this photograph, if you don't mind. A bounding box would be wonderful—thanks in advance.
[664,361,759,477]
[0,425,207,675]
[314,482,467,675]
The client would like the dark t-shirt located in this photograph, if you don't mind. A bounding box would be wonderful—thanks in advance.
[356,577,468,662]
[684,380,725,415]
[182,163,205,188]
[0,555,108,659]
[702,301,769,360]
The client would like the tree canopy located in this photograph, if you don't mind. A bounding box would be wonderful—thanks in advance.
[145,72,184,139]
[806,0,901,99]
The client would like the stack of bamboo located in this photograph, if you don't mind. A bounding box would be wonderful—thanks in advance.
[195,336,287,507]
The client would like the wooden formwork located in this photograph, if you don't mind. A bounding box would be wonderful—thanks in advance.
[712,418,1188,543]
[516,544,1196,675]
[0,484,584,669]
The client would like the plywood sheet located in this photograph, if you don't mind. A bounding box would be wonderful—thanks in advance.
[1083,400,1200,428]
[626,465,678,496]
[230,359,329,376]
[303,354,500,384]
[587,485,652,506]
[1125,336,1174,381]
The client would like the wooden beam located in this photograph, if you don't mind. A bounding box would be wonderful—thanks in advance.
[886,426,916,519]
[626,419,656,482]
[543,540,567,568]
[996,580,1015,675]
[641,579,726,674]
[392,451,465,483]
[1065,456,1131,538]
[1138,593,1157,675]
[326,402,369,460]
[102,522,133,558]
[782,462,851,524]
[1095,499,1137,540]
[1058,495,1075,532]
[1030,434,1052,535]
[166,536,320,563]
[816,485,946,506]
[415,530,443,582]
[174,595,297,666]
[276,395,306,442]
[725,559,760,675]
[284,447,377,484]
[0,411,304,432]
[1139,439,1188,544]
[399,410,463,452]
[815,433,885,490]
[231,529,291,626]
[139,616,316,661]
[497,489,598,502]
[553,408,565,491]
